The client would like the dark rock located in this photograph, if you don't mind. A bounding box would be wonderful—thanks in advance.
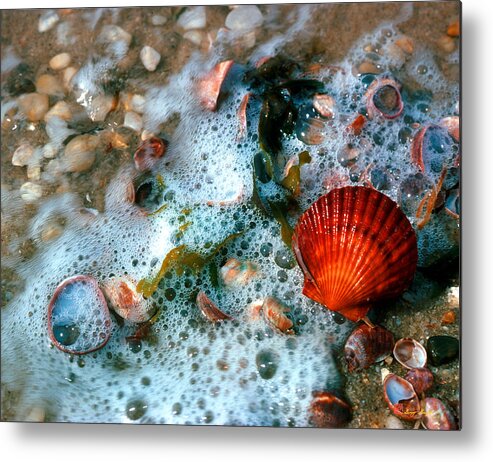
[5,63,36,96]
[426,335,459,366]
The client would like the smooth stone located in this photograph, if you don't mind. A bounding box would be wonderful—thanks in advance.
[225,5,263,31]
[18,93,49,121]
[358,61,382,75]
[38,10,59,33]
[20,182,42,202]
[426,335,459,366]
[385,415,405,429]
[98,25,132,46]
[437,35,455,53]
[49,52,71,70]
[63,134,99,172]
[27,165,41,181]
[44,101,72,122]
[35,74,64,96]
[177,6,206,30]
[86,94,115,122]
[43,143,58,159]
[63,67,78,89]
[151,15,167,26]
[183,30,203,46]
[12,143,34,166]
[131,94,146,114]
[124,111,143,132]
[140,46,161,72]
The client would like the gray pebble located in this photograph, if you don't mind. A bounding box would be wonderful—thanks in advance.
[225,6,263,31]
[38,10,59,33]
[177,6,206,30]
[140,46,161,72]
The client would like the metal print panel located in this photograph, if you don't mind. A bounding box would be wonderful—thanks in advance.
[0,2,460,429]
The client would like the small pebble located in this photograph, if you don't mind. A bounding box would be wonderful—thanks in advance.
[140,46,161,72]
[177,6,206,30]
[385,415,404,429]
[358,61,381,75]
[86,94,116,122]
[124,111,143,132]
[44,100,72,122]
[43,143,58,159]
[447,20,460,37]
[63,67,78,89]
[49,52,71,70]
[437,35,455,53]
[98,25,132,46]
[35,74,64,96]
[12,143,34,167]
[27,165,41,181]
[395,36,414,54]
[151,15,167,26]
[38,10,59,33]
[18,93,49,121]
[225,5,263,31]
[131,95,146,114]
[25,406,45,422]
[441,310,457,325]
[183,30,204,46]
[63,134,98,172]
[20,182,42,202]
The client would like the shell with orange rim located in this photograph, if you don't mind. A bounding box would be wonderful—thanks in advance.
[292,186,417,322]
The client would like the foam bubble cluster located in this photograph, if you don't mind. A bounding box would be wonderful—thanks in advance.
[1,6,459,425]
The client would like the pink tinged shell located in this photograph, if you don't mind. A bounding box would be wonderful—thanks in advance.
[237,92,251,140]
[220,258,258,287]
[393,338,427,369]
[196,291,232,322]
[197,60,234,111]
[344,324,395,372]
[292,186,418,322]
[313,93,336,119]
[422,397,457,430]
[383,373,421,421]
[133,137,168,172]
[48,275,111,355]
[404,367,434,394]
[260,296,294,335]
[102,276,155,323]
[439,116,459,142]
[365,78,404,119]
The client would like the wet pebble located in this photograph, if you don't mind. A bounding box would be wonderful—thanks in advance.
[20,182,42,202]
[38,10,59,33]
[12,143,34,167]
[43,143,57,159]
[27,165,41,181]
[183,30,204,46]
[36,74,64,96]
[124,111,143,132]
[426,336,459,366]
[437,35,455,53]
[151,15,168,26]
[177,6,206,30]
[86,94,115,122]
[385,415,404,429]
[44,100,72,122]
[63,67,78,89]
[358,61,381,75]
[98,25,132,56]
[63,134,99,173]
[18,93,49,121]
[131,95,146,114]
[49,52,71,70]
[225,6,263,31]
[140,46,161,72]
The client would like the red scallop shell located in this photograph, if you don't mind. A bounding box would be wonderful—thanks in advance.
[292,186,417,322]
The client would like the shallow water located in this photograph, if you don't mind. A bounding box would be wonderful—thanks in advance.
[1,3,460,427]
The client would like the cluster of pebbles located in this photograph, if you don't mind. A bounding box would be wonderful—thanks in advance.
[1,4,459,427]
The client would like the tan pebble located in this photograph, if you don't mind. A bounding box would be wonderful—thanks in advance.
[25,406,45,422]
[140,46,161,72]
[18,93,49,121]
[385,415,404,429]
[35,74,64,96]
[384,356,393,366]
[358,61,381,75]
[86,94,116,122]
[41,223,63,242]
[123,111,143,132]
[20,182,42,202]
[27,165,41,181]
[44,100,72,122]
[131,94,146,113]
[441,310,457,325]
[183,30,204,46]
[63,134,99,172]
[12,143,34,166]
[437,35,455,53]
[63,66,78,89]
[447,20,460,37]
[49,52,71,70]
[395,36,414,54]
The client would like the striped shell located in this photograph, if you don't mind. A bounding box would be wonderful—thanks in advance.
[292,186,417,322]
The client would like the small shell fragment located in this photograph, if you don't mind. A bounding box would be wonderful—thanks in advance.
[313,93,336,119]
[197,60,234,111]
[260,296,294,335]
[220,258,258,287]
[196,291,231,322]
[365,77,403,119]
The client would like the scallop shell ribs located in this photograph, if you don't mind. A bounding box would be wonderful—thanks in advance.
[292,186,417,322]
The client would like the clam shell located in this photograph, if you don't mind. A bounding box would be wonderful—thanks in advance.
[404,367,434,394]
[48,275,111,355]
[393,337,427,369]
[422,397,457,430]
[292,186,417,322]
[383,373,421,421]
[344,324,395,372]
